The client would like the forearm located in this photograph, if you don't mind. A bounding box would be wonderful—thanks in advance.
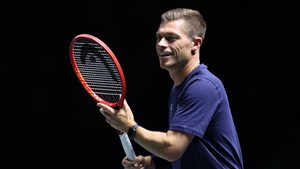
[133,126,179,162]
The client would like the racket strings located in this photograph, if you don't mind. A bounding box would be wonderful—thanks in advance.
[73,39,122,103]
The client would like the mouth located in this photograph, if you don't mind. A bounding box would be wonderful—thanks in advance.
[159,52,173,57]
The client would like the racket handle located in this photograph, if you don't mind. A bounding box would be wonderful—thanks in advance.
[119,132,136,161]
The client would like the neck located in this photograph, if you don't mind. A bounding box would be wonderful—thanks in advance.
[169,57,200,86]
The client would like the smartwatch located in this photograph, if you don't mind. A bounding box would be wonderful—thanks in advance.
[127,123,139,140]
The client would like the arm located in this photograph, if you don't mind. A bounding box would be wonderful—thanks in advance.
[133,126,194,162]
[97,100,194,162]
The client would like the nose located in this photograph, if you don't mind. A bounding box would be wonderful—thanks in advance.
[157,38,168,48]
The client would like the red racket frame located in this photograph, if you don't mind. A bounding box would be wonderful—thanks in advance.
[69,34,126,109]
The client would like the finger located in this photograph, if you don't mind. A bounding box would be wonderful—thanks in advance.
[100,109,115,120]
[97,103,115,114]
[105,118,111,124]
[97,102,110,109]
[123,99,129,109]
[123,99,128,105]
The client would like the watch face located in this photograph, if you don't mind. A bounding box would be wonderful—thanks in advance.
[128,127,135,139]
[128,124,138,139]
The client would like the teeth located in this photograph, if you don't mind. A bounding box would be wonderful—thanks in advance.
[160,53,172,56]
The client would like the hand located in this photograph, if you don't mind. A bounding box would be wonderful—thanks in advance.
[97,99,135,132]
[122,155,147,169]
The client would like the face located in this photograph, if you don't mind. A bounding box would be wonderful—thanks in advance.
[156,19,195,72]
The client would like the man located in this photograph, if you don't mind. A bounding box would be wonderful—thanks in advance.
[98,8,244,169]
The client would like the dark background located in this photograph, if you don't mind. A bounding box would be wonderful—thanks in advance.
[4,0,299,168]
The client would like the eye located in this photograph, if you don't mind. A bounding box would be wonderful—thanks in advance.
[165,36,177,42]
[156,34,179,43]
[155,35,162,41]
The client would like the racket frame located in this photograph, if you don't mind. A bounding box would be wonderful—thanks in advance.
[69,34,126,109]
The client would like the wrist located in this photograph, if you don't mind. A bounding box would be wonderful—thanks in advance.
[127,123,139,140]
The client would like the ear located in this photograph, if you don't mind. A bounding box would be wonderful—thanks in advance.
[191,37,203,51]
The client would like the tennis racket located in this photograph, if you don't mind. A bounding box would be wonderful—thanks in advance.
[69,33,136,160]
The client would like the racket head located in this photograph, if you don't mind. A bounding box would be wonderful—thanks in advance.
[69,34,126,109]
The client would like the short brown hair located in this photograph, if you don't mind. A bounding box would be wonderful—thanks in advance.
[161,8,207,40]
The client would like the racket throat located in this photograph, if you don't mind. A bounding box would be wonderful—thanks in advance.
[117,130,125,135]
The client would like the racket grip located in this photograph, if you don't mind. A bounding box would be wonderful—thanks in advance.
[119,132,136,161]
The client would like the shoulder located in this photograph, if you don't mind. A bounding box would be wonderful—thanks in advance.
[186,77,219,97]
[182,74,223,103]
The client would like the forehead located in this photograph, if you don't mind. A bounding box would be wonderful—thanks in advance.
[157,19,187,36]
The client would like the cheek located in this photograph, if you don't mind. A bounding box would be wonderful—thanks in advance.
[172,44,183,55]
[155,46,160,55]
[180,43,192,54]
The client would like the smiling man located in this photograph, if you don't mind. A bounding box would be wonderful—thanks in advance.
[97,8,244,169]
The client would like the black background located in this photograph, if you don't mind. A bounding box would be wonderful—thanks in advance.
[4,0,299,168]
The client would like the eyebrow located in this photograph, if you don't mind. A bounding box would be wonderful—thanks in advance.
[156,31,178,37]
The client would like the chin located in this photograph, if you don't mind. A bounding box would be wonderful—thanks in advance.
[159,64,165,69]
[159,63,171,71]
